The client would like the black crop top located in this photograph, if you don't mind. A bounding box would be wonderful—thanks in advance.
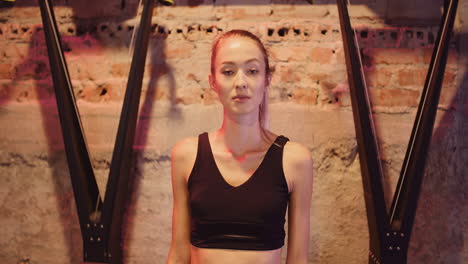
[188,132,291,250]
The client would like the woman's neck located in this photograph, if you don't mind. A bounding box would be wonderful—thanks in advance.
[216,111,266,158]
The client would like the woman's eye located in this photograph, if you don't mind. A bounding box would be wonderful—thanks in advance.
[222,70,234,76]
[248,69,259,75]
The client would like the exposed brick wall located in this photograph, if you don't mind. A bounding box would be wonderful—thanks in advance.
[0,1,466,264]
[0,22,460,106]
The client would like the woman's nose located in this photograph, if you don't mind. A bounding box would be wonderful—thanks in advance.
[234,71,247,89]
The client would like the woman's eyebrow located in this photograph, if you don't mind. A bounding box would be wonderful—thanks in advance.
[221,58,261,65]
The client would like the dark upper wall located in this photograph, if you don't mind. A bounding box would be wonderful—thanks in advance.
[2,0,447,25]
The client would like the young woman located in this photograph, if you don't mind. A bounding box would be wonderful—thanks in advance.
[167,30,313,264]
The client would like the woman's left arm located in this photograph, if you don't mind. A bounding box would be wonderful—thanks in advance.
[283,142,314,264]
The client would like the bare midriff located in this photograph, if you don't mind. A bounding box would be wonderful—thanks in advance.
[190,245,282,264]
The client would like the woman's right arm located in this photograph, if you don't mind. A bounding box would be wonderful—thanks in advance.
[166,137,197,264]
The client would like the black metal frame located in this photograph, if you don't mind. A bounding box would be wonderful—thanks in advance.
[337,0,458,263]
[37,0,458,263]
[38,0,173,263]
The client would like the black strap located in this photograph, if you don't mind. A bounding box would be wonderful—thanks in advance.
[274,135,289,148]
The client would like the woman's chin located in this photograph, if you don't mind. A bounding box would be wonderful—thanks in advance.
[225,107,259,118]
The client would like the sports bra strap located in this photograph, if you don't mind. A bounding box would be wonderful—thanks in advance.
[273,135,289,148]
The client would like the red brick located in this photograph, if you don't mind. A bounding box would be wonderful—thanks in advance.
[79,83,105,102]
[0,81,12,102]
[399,67,456,88]
[307,64,347,85]
[12,61,36,80]
[16,43,34,59]
[270,46,311,62]
[214,5,271,20]
[370,88,420,107]
[17,80,41,102]
[442,68,457,88]
[0,43,6,58]
[165,42,194,59]
[0,81,9,101]
[271,5,329,21]
[279,67,301,83]
[332,82,351,106]
[334,47,346,64]
[0,80,40,102]
[308,72,332,85]
[77,81,119,102]
[318,81,338,105]
[422,47,458,66]
[310,24,332,42]
[170,85,203,105]
[365,67,393,88]
[225,8,248,20]
[439,69,458,107]
[310,47,334,64]
[398,68,427,87]
[157,4,213,18]
[68,62,86,80]
[3,24,23,40]
[291,87,318,105]
[366,48,421,65]
[7,7,41,20]
[69,59,110,81]
[111,63,129,77]
[0,64,13,79]
[1,42,31,60]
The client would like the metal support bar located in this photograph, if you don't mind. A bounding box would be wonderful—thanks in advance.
[38,0,103,259]
[389,0,459,232]
[336,0,459,263]
[100,0,155,263]
[37,0,174,262]
[336,1,388,261]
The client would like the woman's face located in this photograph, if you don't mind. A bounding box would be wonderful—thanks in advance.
[210,36,269,118]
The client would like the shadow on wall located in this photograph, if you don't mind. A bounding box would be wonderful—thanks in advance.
[124,32,177,263]
[406,56,467,263]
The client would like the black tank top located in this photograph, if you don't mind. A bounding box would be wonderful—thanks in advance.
[188,132,290,250]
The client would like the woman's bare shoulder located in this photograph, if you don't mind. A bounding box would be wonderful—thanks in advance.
[171,136,198,158]
[171,135,200,182]
[283,140,312,163]
[282,139,313,191]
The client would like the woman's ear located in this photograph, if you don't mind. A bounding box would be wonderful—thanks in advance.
[209,74,216,92]
[266,74,272,87]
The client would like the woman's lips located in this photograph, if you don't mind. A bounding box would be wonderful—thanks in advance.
[232,95,250,102]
